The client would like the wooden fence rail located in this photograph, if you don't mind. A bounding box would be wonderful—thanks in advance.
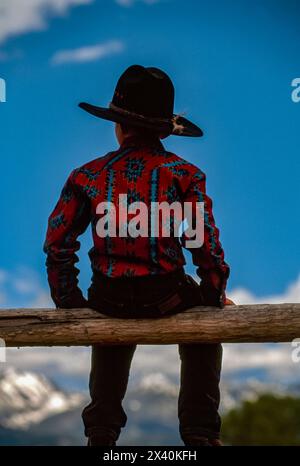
[0,304,299,347]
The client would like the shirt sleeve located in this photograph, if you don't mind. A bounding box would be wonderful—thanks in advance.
[43,170,91,308]
[181,169,230,298]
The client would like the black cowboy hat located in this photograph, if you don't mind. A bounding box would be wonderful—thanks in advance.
[79,64,203,137]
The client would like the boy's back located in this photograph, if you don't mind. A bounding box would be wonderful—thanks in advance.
[44,134,228,308]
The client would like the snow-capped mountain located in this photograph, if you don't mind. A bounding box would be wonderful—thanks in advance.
[0,367,298,446]
[0,368,84,430]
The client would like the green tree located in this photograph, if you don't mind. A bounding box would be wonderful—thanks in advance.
[222,393,300,445]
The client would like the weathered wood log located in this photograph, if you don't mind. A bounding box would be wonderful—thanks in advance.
[0,304,299,347]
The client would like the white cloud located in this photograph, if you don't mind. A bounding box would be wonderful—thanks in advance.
[222,343,293,375]
[50,40,124,65]
[0,267,52,308]
[5,340,299,390]
[0,0,160,48]
[228,274,300,305]
[0,0,93,45]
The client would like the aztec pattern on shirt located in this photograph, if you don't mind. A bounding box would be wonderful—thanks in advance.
[44,138,229,307]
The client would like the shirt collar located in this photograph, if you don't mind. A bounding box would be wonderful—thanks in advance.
[119,134,165,151]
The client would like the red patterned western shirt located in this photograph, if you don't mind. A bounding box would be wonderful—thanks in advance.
[44,135,230,308]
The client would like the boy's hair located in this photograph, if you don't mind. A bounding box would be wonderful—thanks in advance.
[120,123,169,140]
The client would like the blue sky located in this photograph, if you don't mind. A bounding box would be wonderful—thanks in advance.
[0,0,299,306]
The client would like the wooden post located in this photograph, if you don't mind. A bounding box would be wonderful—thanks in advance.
[0,304,299,347]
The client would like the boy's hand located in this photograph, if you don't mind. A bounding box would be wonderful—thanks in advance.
[55,293,89,310]
[225,297,235,305]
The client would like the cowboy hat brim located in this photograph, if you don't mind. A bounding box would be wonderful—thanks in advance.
[78,102,203,137]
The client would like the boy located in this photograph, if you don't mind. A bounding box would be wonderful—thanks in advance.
[44,65,230,446]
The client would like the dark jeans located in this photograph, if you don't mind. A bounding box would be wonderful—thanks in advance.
[82,270,222,443]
